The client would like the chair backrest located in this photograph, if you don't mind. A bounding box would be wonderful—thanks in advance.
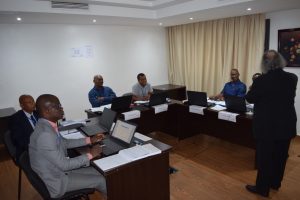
[18,151,52,199]
[3,131,17,164]
[122,92,133,96]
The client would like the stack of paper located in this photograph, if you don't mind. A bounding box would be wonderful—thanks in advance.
[60,130,86,139]
[90,104,111,112]
[93,144,161,172]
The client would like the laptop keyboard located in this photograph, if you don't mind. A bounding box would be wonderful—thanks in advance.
[103,139,125,152]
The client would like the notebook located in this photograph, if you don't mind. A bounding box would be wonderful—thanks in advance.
[102,119,137,156]
[80,108,117,136]
[111,95,132,113]
[224,95,248,113]
[187,91,214,107]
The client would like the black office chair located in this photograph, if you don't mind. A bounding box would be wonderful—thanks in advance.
[18,151,95,200]
[3,130,22,200]
[122,92,133,96]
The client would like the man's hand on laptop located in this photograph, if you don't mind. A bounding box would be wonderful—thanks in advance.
[90,133,105,145]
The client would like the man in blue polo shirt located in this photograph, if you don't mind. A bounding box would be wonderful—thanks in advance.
[211,69,246,100]
[88,75,116,107]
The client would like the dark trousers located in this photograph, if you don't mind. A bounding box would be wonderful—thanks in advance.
[255,139,291,193]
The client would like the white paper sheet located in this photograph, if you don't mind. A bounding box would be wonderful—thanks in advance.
[61,131,86,139]
[122,110,141,120]
[134,132,152,142]
[189,105,205,115]
[90,104,111,112]
[210,105,227,111]
[93,144,161,172]
[218,111,239,123]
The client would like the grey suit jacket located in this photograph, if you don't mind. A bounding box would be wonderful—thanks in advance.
[29,118,89,198]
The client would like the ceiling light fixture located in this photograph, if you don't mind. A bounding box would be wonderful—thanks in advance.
[247,8,252,11]
[189,17,194,20]
[92,19,96,23]
[159,22,163,26]
[16,17,22,21]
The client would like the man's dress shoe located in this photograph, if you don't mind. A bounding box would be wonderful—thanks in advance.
[245,185,269,197]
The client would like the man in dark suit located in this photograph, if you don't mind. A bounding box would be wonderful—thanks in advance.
[245,50,298,197]
[10,95,39,161]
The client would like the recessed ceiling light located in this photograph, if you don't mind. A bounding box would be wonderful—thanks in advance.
[247,8,252,11]
[189,17,194,20]
[159,22,163,26]
[92,19,96,23]
[16,17,22,21]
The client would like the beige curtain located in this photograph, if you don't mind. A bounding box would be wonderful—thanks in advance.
[167,14,265,96]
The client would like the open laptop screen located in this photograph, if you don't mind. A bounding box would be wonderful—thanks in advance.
[111,95,132,112]
[224,95,247,113]
[187,91,208,106]
[98,108,117,131]
[111,120,136,144]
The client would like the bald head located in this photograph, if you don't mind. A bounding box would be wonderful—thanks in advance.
[36,94,64,122]
[93,75,103,88]
[230,68,240,82]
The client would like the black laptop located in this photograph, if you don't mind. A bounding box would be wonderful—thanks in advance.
[102,119,137,156]
[224,95,248,113]
[111,95,132,113]
[147,92,168,107]
[187,91,214,107]
[80,108,117,136]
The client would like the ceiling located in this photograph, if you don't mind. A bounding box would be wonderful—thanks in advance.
[1,0,300,27]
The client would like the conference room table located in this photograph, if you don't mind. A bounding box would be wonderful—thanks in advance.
[76,117,172,200]
[85,101,255,149]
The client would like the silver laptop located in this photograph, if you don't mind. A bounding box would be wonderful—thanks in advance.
[102,119,137,156]
[80,108,117,136]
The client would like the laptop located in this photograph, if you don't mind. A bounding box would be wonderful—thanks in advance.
[224,95,248,113]
[147,92,168,107]
[80,108,117,136]
[111,95,132,113]
[102,119,137,156]
[187,91,214,107]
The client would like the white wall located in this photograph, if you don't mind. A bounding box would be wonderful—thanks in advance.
[267,9,300,135]
[0,24,169,119]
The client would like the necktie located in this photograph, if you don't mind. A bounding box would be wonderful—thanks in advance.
[30,115,37,126]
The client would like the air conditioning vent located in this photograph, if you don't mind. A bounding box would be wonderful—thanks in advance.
[51,1,89,10]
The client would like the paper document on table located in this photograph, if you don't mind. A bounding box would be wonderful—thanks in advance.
[189,105,205,115]
[210,105,226,111]
[119,144,161,161]
[218,111,239,122]
[61,131,86,139]
[60,119,86,127]
[93,154,130,171]
[122,110,141,120]
[134,132,152,142]
[152,103,168,114]
[90,104,111,112]
[93,144,161,172]
[134,100,149,104]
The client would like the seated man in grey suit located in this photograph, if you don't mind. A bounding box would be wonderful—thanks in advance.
[29,94,106,198]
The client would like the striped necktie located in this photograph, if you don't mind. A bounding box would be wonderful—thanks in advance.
[30,115,37,126]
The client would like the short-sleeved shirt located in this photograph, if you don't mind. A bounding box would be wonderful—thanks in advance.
[132,83,153,98]
[221,80,247,97]
[88,86,116,107]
